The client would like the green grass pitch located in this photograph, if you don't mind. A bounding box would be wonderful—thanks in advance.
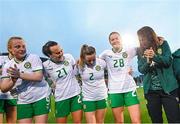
[47,87,168,123]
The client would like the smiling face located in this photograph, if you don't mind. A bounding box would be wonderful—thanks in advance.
[49,45,64,62]
[109,33,122,51]
[9,39,26,61]
[84,53,96,66]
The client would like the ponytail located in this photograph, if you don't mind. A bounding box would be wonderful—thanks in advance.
[79,44,96,69]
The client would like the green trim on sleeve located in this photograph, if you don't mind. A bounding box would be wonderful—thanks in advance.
[32,69,43,72]
[1,76,10,79]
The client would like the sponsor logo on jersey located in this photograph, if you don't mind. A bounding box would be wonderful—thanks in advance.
[63,60,69,66]
[157,48,162,55]
[24,62,32,69]
[95,65,101,71]
[122,52,128,58]
[108,55,112,58]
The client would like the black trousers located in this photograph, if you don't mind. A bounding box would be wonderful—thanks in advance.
[178,87,180,103]
[145,89,180,123]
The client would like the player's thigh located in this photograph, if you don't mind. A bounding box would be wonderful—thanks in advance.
[108,93,124,107]
[55,99,70,118]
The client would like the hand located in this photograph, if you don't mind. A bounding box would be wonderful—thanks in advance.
[143,49,150,58]
[128,67,133,75]
[7,64,20,79]
[51,82,56,89]
[148,47,155,59]
[143,49,152,64]
[144,49,150,63]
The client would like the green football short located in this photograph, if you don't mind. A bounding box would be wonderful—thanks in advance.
[0,99,17,113]
[108,91,139,108]
[83,99,107,112]
[17,97,50,120]
[55,94,82,118]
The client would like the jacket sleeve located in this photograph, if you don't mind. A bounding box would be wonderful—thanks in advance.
[153,41,172,67]
[137,55,151,74]
[173,58,180,81]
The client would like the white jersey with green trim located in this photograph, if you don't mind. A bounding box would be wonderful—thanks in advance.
[0,55,14,99]
[43,54,81,102]
[1,54,49,104]
[79,58,108,101]
[99,48,137,93]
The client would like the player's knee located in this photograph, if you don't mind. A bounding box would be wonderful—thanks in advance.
[96,120,104,123]
[114,118,124,123]
[73,118,82,123]
[131,118,141,123]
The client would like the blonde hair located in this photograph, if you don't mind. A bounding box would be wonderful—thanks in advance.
[7,36,24,55]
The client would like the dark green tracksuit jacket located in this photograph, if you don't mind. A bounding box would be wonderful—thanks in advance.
[173,49,180,86]
[138,41,178,94]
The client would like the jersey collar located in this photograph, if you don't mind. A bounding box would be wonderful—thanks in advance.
[85,59,96,68]
[14,54,28,64]
[50,56,65,64]
[112,47,123,53]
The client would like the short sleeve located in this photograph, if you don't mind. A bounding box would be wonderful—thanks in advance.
[127,47,137,59]
[100,59,107,69]
[69,54,76,65]
[0,56,5,68]
[99,50,107,60]
[1,62,11,79]
[31,55,43,72]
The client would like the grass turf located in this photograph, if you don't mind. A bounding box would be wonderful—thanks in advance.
[47,87,168,123]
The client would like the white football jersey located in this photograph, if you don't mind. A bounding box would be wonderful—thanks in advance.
[99,48,137,93]
[0,55,14,99]
[79,58,108,101]
[43,54,81,102]
[1,54,49,104]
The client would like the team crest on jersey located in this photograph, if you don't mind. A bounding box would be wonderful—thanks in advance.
[63,61,69,66]
[24,62,31,69]
[122,52,128,58]
[157,48,162,55]
[95,65,101,71]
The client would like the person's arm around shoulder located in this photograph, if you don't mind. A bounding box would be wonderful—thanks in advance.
[127,47,138,59]
[99,50,108,60]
